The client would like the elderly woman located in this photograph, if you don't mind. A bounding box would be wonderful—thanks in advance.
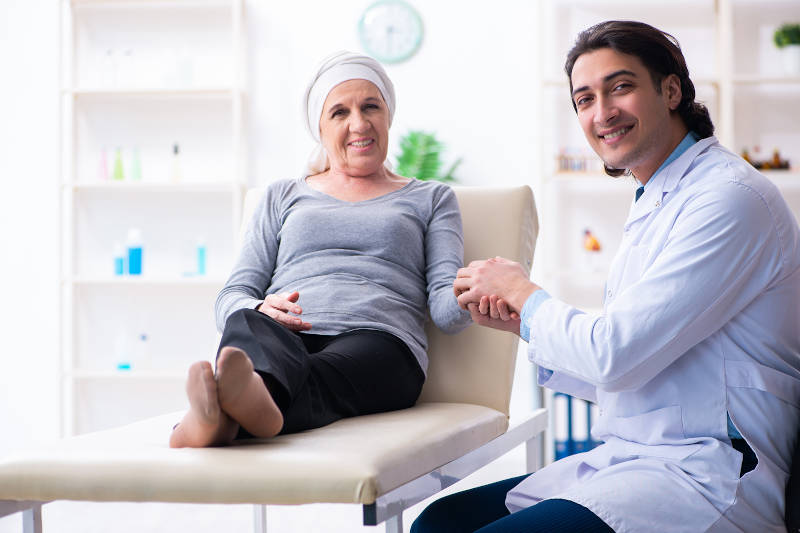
[169,52,471,448]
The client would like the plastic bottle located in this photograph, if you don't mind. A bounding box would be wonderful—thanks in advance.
[127,228,143,275]
[98,147,109,181]
[114,329,131,371]
[131,146,142,181]
[772,149,782,169]
[115,331,149,371]
[113,147,125,181]
[132,332,150,370]
[113,242,125,276]
[196,237,206,275]
[171,143,182,183]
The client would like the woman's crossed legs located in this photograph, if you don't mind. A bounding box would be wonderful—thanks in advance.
[169,308,422,448]
[169,345,284,448]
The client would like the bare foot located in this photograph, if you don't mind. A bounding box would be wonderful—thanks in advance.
[169,361,238,448]
[216,346,284,438]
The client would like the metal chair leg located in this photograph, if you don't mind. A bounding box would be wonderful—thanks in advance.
[384,513,402,533]
[526,433,544,473]
[22,504,42,533]
[253,504,266,533]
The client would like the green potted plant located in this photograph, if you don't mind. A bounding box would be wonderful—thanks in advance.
[395,130,462,183]
[774,23,800,75]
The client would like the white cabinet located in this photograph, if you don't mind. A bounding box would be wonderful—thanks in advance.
[535,0,800,312]
[58,0,246,436]
[725,0,800,215]
[534,0,800,462]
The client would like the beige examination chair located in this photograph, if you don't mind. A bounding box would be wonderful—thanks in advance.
[0,185,546,533]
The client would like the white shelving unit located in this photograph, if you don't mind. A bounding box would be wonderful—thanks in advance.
[58,0,246,436]
[535,0,800,311]
[534,0,800,462]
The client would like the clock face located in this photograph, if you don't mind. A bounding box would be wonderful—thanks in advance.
[358,0,424,64]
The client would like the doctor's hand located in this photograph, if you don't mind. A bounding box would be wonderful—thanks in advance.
[454,256,539,314]
[257,291,312,331]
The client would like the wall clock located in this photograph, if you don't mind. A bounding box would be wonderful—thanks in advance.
[358,0,424,64]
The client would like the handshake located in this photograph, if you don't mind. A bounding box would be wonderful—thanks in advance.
[453,256,541,335]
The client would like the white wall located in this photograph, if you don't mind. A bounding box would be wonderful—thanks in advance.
[0,1,541,532]
[247,1,542,188]
[0,1,61,454]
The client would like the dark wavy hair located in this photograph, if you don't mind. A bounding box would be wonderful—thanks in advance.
[564,20,714,177]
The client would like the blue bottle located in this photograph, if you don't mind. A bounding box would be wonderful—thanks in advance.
[113,242,125,276]
[127,228,142,275]
[196,238,206,275]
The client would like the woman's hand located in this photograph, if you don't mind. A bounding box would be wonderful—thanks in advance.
[467,299,521,335]
[480,295,519,321]
[257,291,312,331]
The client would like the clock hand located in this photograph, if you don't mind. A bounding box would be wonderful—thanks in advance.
[386,25,395,54]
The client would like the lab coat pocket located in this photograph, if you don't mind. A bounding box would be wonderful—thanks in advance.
[602,404,687,447]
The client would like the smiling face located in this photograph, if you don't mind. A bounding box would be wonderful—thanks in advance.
[570,47,686,183]
[318,79,390,178]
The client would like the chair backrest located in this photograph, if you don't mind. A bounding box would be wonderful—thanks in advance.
[419,186,537,415]
[240,185,538,417]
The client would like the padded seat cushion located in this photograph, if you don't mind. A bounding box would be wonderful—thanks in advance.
[0,402,507,506]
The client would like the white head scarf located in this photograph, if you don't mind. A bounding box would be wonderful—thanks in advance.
[302,51,396,175]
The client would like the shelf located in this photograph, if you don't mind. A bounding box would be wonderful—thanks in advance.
[67,370,187,381]
[731,0,800,12]
[544,268,609,287]
[547,173,636,194]
[66,276,227,286]
[61,0,245,438]
[733,75,800,85]
[763,171,800,191]
[542,78,569,87]
[549,171,608,179]
[65,87,244,99]
[64,181,242,193]
[72,0,233,9]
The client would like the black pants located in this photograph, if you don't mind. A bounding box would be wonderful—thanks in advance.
[411,475,615,533]
[411,443,756,533]
[218,308,425,436]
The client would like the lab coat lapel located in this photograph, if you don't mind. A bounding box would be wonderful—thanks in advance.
[624,136,719,227]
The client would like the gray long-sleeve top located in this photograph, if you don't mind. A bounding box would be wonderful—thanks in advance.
[215,177,472,374]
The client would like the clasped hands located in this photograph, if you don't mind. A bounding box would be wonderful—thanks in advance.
[453,257,540,335]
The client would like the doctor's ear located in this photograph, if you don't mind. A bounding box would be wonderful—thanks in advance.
[663,74,682,111]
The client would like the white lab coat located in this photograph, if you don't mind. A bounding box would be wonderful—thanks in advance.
[507,137,800,532]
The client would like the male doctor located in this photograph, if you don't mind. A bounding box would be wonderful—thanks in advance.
[413,20,800,533]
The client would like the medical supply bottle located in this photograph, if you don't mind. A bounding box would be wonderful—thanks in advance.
[113,147,125,181]
[113,242,125,275]
[127,228,143,275]
[131,147,142,181]
[196,237,206,275]
[98,147,109,181]
[171,143,182,182]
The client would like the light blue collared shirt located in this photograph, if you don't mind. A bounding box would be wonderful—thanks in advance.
[646,131,699,185]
